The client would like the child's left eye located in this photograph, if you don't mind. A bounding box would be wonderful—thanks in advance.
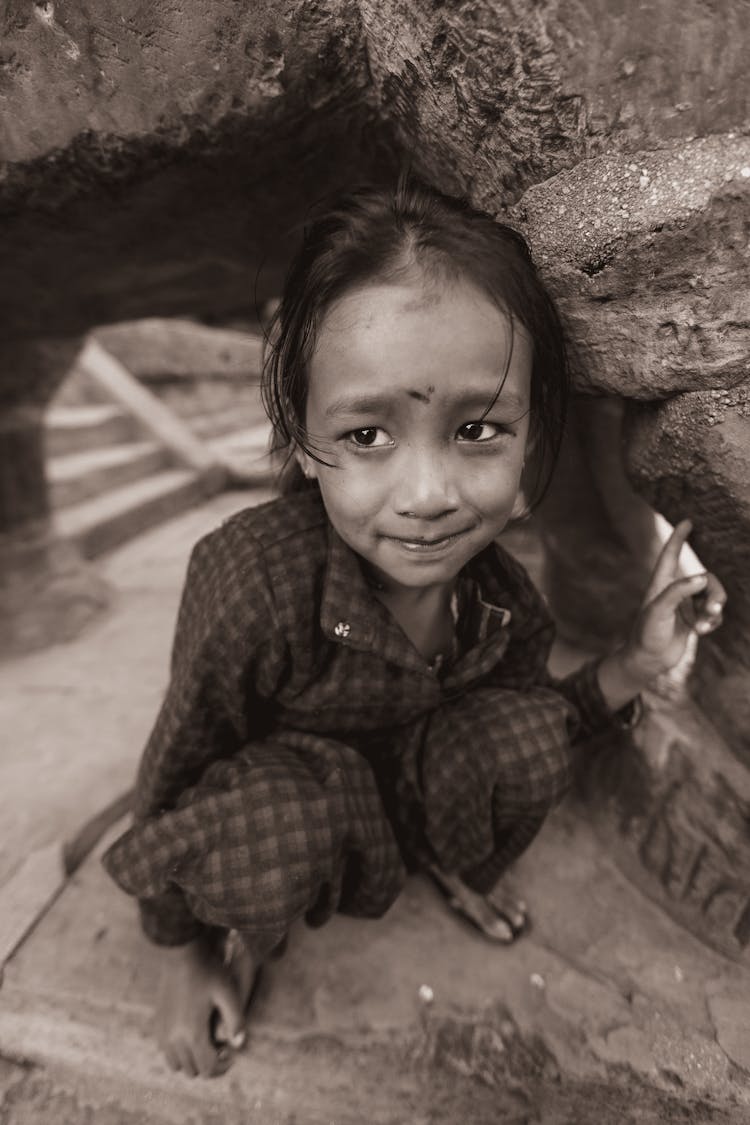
[456,421,508,442]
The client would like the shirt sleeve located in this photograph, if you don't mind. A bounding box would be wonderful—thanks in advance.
[489,549,641,744]
[102,522,284,945]
[552,657,642,740]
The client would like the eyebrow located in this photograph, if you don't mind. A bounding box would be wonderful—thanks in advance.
[324,386,529,417]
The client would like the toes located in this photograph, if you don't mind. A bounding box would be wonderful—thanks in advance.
[449,895,515,944]
[499,905,527,933]
[428,866,530,943]
[174,1043,198,1077]
[480,913,515,943]
[486,891,529,934]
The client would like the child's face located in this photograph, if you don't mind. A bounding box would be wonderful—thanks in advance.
[297,272,532,593]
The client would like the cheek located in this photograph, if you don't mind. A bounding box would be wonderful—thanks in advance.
[463,455,524,510]
[315,465,387,525]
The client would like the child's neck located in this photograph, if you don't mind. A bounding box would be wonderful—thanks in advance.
[371,577,456,664]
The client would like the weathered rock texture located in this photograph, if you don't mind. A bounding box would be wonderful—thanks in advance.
[2,1,749,952]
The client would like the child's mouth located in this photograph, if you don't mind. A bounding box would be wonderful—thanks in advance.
[383,529,470,554]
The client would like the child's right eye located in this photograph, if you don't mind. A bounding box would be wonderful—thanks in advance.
[345,428,392,448]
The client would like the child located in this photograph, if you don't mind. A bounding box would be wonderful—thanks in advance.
[103,179,726,1079]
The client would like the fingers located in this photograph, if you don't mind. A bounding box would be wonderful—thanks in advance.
[644,518,693,601]
[686,571,727,634]
[648,572,707,622]
[649,571,727,635]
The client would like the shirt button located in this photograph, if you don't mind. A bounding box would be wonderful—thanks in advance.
[334,620,351,638]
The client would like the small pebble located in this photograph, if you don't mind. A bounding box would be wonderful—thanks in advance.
[674,966,685,982]
[530,973,546,990]
[419,984,435,1004]
[741,166,750,178]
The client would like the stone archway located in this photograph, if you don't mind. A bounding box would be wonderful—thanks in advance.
[2,0,749,955]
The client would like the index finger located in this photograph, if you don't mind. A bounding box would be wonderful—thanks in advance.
[644,518,694,602]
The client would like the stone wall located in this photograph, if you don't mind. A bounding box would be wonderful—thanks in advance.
[2,0,749,954]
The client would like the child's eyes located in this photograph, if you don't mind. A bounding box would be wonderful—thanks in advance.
[455,421,510,442]
[345,427,393,448]
[343,422,512,448]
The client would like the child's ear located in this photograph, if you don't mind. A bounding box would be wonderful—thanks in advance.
[294,446,317,481]
[510,455,530,521]
[510,483,528,521]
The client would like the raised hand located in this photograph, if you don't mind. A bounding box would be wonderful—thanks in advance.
[626,518,726,680]
[596,519,727,712]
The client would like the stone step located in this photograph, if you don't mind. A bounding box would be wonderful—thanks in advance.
[53,468,218,558]
[48,441,171,509]
[189,405,266,441]
[45,404,140,456]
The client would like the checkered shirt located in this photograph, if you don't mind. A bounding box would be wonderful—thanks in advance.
[103,488,637,952]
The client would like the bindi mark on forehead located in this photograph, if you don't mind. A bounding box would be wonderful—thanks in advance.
[406,384,436,404]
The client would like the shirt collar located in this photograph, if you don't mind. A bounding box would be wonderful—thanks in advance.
[320,518,514,672]
[320,521,429,673]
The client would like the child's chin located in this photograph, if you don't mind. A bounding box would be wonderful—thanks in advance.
[382,556,465,589]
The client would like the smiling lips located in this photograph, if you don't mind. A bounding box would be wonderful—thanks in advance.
[382,528,472,553]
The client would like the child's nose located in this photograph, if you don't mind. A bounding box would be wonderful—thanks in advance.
[394,446,460,519]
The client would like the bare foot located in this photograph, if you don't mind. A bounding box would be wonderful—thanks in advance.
[428,866,529,943]
[212,930,260,1047]
[156,934,258,1078]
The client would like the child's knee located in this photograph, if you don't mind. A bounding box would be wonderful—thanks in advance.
[514,738,573,815]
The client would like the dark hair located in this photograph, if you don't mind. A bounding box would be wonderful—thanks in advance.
[261,177,569,511]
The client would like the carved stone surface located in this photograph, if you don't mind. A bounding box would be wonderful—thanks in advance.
[362,0,750,200]
[518,137,750,399]
[584,699,750,962]
[0,1,397,339]
[2,3,749,339]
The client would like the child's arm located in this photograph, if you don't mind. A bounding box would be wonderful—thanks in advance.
[595,519,726,711]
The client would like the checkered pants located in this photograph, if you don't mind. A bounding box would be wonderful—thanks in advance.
[105,687,574,958]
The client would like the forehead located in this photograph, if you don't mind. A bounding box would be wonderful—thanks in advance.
[309,275,532,406]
